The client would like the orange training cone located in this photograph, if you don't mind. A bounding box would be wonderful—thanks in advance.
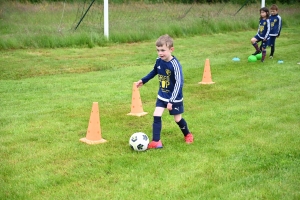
[127,82,148,117]
[80,102,107,144]
[199,59,215,84]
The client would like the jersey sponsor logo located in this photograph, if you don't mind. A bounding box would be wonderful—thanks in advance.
[159,69,171,92]
[259,25,265,34]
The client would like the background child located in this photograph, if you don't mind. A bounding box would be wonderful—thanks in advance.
[136,34,193,149]
[268,4,282,59]
[251,7,270,62]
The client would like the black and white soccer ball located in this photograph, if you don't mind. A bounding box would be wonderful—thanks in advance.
[129,132,149,151]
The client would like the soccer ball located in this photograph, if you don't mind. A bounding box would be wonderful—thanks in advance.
[129,132,149,151]
[248,55,257,62]
[255,53,262,60]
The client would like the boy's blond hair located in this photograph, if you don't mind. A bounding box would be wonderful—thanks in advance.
[156,34,173,48]
[270,4,279,10]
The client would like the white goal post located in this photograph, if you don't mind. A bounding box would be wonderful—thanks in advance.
[104,0,109,39]
[76,0,266,40]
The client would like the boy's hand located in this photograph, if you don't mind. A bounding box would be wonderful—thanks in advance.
[167,103,172,111]
[136,80,143,88]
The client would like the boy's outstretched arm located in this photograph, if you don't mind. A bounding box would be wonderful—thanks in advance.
[136,80,144,88]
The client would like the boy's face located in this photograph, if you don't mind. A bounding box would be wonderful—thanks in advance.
[156,44,174,62]
[270,9,278,15]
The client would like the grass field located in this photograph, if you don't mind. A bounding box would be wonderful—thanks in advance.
[1,1,300,199]
[1,27,300,199]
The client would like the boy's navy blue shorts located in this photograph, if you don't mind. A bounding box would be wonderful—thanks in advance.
[155,98,184,115]
[254,35,269,49]
[268,36,276,46]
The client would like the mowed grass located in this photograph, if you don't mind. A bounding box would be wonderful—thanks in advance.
[1,28,300,199]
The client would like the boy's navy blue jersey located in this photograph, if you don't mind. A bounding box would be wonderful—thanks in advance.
[141,56,183,104]
[269,14,282,37]
[256,19,270,40]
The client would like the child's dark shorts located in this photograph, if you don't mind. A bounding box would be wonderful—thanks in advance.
[155,98,184,115]
[267,36,276,46]
[254,35,269,49]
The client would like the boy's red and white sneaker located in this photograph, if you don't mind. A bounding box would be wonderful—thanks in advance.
[185,133,194,144]
[148,140,163,149]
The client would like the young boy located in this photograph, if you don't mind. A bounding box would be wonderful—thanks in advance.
[251,7,270,62]
[268,4,282,59]
[136,34,193,149]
